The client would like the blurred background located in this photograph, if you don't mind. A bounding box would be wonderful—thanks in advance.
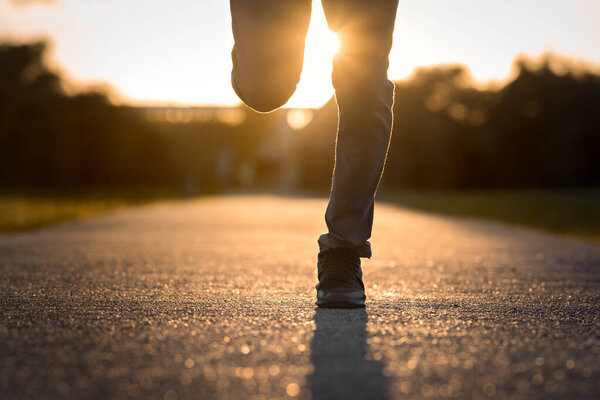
[1,0,599,239]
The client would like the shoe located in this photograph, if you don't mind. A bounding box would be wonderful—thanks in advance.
[315,247,366,308]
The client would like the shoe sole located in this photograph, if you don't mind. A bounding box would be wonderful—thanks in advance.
[316,290,366,308]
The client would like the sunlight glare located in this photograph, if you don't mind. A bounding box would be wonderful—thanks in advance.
[286,109,314,130]
[285,0,338,109]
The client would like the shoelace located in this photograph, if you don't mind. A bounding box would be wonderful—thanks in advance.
[319,251,361,285]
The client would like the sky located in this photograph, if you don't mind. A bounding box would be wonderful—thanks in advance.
[1,0,599,108]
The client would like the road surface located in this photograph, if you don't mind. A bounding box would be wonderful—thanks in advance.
[1,195,599,399]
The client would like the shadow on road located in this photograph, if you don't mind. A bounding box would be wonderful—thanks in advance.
[309,308,389,400]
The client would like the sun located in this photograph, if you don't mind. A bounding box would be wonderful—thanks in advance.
[285,1,339,109]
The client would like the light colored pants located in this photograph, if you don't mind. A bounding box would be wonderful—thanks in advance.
[230,0,398,258]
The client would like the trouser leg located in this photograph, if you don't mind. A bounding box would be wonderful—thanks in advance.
[318,0,399,258]
[230,0,312,113]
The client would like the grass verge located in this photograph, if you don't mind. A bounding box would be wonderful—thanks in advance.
[0,188,179,234]
[379,188,600,243]
[3,188,599,243]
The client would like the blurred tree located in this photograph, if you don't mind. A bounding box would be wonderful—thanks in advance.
[1,42,598,192]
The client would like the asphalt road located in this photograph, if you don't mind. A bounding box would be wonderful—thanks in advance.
[1,195,599,400]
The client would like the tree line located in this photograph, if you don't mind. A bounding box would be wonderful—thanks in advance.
[299,56,600,189]
[1,41,599,192]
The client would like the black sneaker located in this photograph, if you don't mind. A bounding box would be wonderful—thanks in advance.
[315,247,366,308]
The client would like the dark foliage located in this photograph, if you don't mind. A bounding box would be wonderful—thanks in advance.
[299,60,600,189]
[1,42,599,191]
[0,42,278,192]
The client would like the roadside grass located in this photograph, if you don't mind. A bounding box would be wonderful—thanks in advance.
[2,187,599,243]
[0,188,179,234]
[379,188,600,243]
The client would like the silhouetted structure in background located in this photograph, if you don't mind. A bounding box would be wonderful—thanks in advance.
[1,42,599,193]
